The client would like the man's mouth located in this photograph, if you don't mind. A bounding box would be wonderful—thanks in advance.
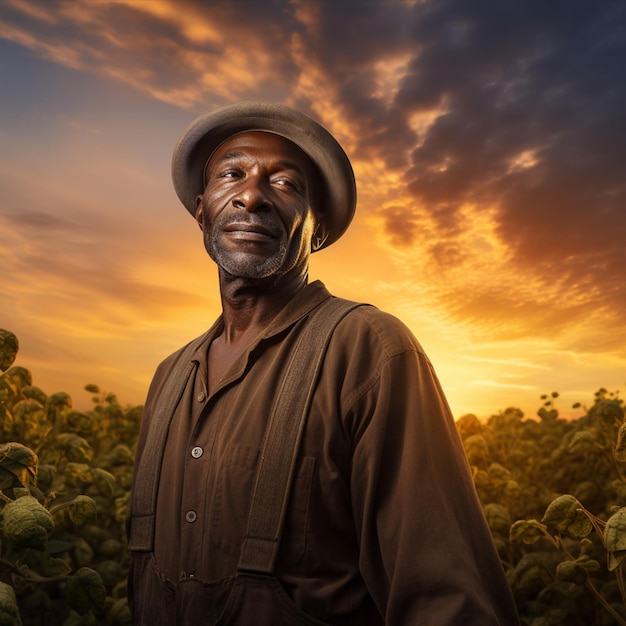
[223,222,279,239]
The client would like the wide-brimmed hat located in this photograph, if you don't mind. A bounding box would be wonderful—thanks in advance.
[171,101,356,250]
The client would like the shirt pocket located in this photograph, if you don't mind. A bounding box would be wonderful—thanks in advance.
[211,443,315,565]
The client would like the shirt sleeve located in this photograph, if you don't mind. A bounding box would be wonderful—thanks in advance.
[346,325,520,625]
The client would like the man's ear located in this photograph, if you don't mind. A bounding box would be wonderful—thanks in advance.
[195,195,204,231]
[311,213,330,251]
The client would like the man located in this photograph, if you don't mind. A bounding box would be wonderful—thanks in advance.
[127,101,519,625]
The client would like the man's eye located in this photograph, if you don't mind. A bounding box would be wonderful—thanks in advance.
[273,177,302,192]
[216,168,243,180]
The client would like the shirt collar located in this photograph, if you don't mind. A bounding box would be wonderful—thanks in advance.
[259,280,331,339]
[189,280,332,365]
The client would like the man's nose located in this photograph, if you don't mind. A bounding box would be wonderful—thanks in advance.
[232,178,272,212]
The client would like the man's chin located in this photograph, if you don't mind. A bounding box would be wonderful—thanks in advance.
[213,254,286,281]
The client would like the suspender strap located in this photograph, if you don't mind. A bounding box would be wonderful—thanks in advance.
[238,297,362,574]
[128,337,202,551]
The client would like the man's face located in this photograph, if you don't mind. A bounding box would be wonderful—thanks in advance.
[195,131,323,281]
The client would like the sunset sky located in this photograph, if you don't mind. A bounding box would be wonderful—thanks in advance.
[1,0,624,419]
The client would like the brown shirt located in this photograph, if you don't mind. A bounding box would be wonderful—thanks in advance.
[129,281,519,624]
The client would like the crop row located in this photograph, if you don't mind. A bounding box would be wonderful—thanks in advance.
[1,328,625,624]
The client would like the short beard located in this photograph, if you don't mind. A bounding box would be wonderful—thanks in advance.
[204,211,290,280]
[207,232,289,279]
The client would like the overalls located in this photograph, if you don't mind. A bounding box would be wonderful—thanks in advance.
[128,299,363,625]
[128,553,329,624]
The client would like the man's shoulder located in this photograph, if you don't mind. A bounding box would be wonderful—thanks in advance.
[331,298,423,359]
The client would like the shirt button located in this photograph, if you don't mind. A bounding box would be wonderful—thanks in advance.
[185,510,197,523]
[191,446,203,459]
[197,391,206,402]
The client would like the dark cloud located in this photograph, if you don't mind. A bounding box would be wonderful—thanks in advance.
[303,1,419,167]
[295,0,626,328]
[403,1,626,253]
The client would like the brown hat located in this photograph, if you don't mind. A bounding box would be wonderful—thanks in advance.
[171,101,356,250]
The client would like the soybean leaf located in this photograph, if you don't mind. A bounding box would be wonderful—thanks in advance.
[605,507,626,571]
[48,557,72,577]
[97,538,123,559]
[483,503,512,534]
[2,494,54,551]
[510,519,546,545]
[65,567,107,615]
[0,581,22,626]
[95,560,124,590]
[54,434,93,463]
[576,554,600,573]
[91,468,117,499]
[64,462,93,488]
[0,442,38,487]
[510,552,553,598]
[541,494,592,539]
[462,434,489,465]
[556,560,587,585]
[0,330,18,373]
[567,429,601,455]
[67,495,98,526]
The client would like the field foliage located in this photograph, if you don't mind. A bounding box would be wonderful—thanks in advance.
[1,328,625,625]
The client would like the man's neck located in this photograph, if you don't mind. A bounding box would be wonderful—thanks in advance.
[206,272,308,394]
[217,271,308,345]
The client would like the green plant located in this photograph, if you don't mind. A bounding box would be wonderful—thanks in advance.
[0,330,138,625]
[458,388,626,624]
